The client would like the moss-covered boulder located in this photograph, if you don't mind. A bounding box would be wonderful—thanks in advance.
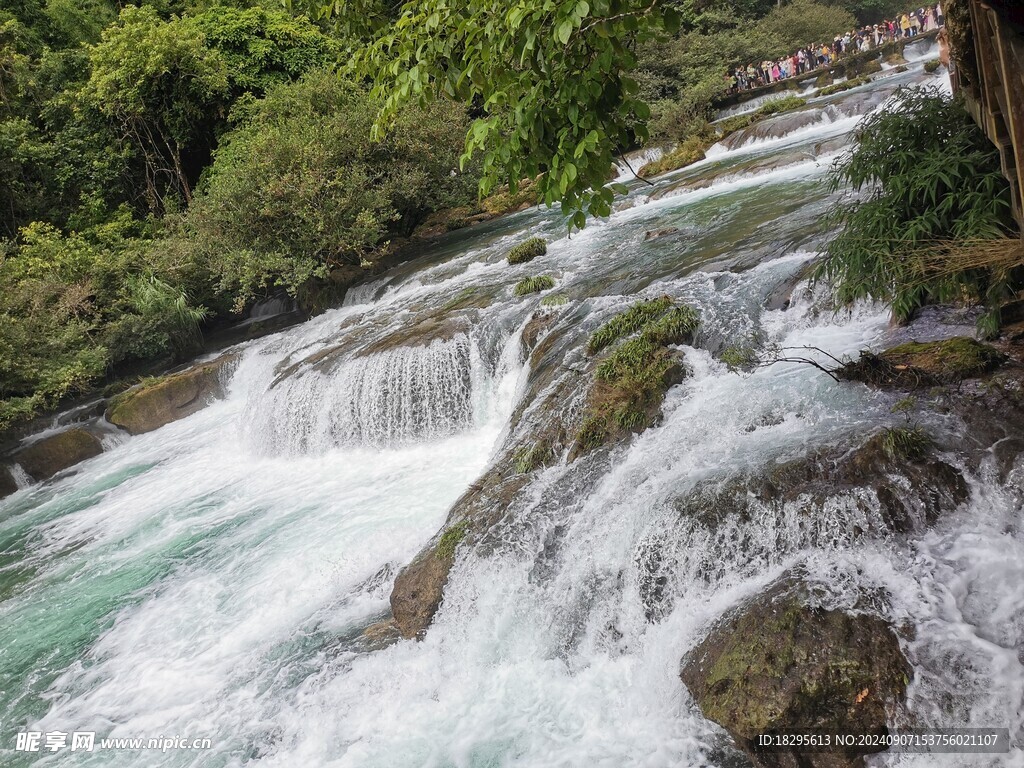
[507,237,547,265]
[838,337,1006,389]
[573,298,699,456]
[106,354,238,435]
[0,465,18,499]
[14,428,103,482]
[678,428,965,530]
[681,575,911,768]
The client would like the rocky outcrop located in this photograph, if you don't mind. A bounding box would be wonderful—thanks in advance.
[838,337,1006,389]
[13,428,103,482]
[106,354,238,435]
[682,574,911,768]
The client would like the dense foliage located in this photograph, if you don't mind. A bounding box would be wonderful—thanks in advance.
[639,0,857,144]
[818,88,1019,333]
[182,70,474,307]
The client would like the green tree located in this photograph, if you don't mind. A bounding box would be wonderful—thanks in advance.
[84,5,230,209]
[189,6,339,97]
[181,69,474,308]
[318,0,682,228]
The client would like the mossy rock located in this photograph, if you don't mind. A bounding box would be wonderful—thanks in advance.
[13,428,103,482]
[572,298,699,457]
[507,237,547,265]
[681,574,911,768]
[838,337,1006,389]
[640,137,709,177]
[859,58,883,76]
[513,275,556,296]
[106,354,239,435]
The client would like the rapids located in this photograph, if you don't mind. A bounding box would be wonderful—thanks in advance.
[2,59,1020,768]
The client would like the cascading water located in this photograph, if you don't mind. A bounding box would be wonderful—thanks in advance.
[2,59,1021,768]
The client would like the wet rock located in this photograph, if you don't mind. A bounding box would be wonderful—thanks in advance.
[360,619,403,650]
[763,261,814,311]
[357,316,470,358]
[681,574,911,768]
[521,311,557,352]
[106,353,239,435]
[391,546,456,640]
[14,428,103,482]
[0,465,18,499]
[838,337,1006,389]
[644,227,679,241]
[676,429,968,535]
[391,466,531,639]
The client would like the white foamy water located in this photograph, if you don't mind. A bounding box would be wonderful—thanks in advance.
[1,65,1020,767]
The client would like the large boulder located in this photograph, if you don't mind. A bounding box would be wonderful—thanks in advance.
[682,575,911,768]
[14,428,103,482]
[357,316,470,358]
[106,354,238,435]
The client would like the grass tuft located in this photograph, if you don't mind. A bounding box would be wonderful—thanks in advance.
[881,426,932,461]
[507,237,547,265]
[436,520,469,560]
[513,275,556,296]
[587,297,673,354]
[540,293,569,307]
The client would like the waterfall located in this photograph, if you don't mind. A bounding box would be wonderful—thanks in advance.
[244,333,481,455]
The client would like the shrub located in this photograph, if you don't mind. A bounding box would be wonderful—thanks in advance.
[587,296,673,354]
[818,76,870,97]
[513,275,556,296]
[507,237,547,265]
[816,87,1018,333]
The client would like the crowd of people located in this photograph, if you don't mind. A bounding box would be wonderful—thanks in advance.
[727,4,945,92]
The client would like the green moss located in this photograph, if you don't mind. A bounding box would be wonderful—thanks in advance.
[576,415,610,453]
[924,59,941,74]
[639,136,710,176]
[642,305,699,346]
[514,440,554,474]
[587,297,673,354]
[513,275,556,296]
[885,337,1006,381]
[720,345,758,371]
[575,297,699,454]
[436,520,469,560]
[481,177,540,215]
[881,426,932,461]
[507,237,547,265]
[540,293,569,307]
[818,75,870,97]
